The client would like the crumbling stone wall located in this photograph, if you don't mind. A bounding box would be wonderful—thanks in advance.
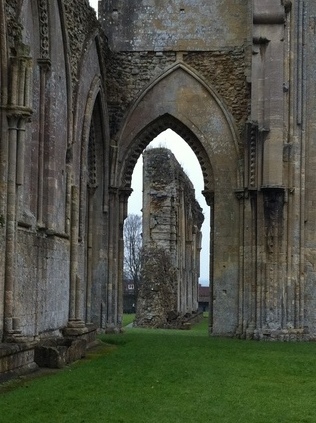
[183,51,250,143]
[135,247,177,328]
[105,49,250,140]
[101,0,251,140]
[105,50,177,136]
[137,148,203,327]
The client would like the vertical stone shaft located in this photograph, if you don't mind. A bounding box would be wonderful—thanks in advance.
[297,0,306,329]
[107,187,117,327]
[69,185,79,320]
[4,116,19,333]
[118,190,129,327]
[85,189,94,323]
[75,275,81,320]
[16,122,26,186]
[37,63,49,226]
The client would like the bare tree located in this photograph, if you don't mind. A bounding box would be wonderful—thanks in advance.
[123,214,142,297]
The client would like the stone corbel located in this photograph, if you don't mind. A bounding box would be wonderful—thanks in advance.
[234,188,249,201]
[253,2,286,25]
[201,190,214,207]
[119,187,133,222]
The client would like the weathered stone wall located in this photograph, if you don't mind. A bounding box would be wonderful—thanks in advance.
[0,0,110,354]
[101,0,249,51]
[184,51,250,143]
[140,148,204,322]
[102,0,251,141]
[16,232,70,336]
[105,50,176,136]
[135,247,177,328]
[301,0,316,335]
[105,49,250,141]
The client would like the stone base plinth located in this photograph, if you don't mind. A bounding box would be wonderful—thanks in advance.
[0,342,38,383]
[62,322,98,348]
[253,328,312,342]
[0,324,98,382]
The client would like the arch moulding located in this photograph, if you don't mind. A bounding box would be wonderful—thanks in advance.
[112,62,243,336]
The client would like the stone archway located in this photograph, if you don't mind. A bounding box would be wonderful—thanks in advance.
[111,63,242,335]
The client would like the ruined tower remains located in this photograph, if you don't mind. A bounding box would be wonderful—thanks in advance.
[135,148,204,328]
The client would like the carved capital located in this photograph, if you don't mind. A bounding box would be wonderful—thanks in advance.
[234,188,249,201]
[202,190,214,206]
[119,187,133,200]
[37,58,51,72]
[5,105,32,119]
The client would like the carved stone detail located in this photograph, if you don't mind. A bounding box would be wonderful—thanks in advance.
[247,122,258,189]
[38,0,50,59]
[5,0,23,45]
[88,121,97,189]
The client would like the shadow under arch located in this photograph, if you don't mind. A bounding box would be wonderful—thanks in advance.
[120,113,214,197]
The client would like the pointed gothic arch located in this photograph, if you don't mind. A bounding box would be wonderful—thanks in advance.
[78,78,109,327]
[109,62,243,335]
[120,113,214,194]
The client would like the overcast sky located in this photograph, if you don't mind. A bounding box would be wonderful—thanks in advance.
[88,1,210,283]
[89,0,98,14]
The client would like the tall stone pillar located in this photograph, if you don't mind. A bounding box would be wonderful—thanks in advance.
[252,1,286,187]
[250,1,297,339]
[4,45,33,341]
[118,187,132,327]
[0,0,8,342]
[64,185,88,336]
[202,190,214,334]
[36,60,50,228]
[106,185,131,332]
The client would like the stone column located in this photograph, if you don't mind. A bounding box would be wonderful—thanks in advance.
[64,185,87,336]
[4,114,19,337]
[105,187,127,331]
[252,1,293,338]
[106,187,119,331]
[4,46,33,341]
[85,185,96,324]
[105,185,131,332]
[118,187,132,327]
[253,2,286,187]
[37,59,51,228]
[202,190,214,333]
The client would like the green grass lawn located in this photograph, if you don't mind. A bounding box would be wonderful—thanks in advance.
[1,317,316,422]
[122,313,135,326]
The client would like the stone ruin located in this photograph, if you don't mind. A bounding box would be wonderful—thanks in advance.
[2,0,316,382]
[135,148,204,328]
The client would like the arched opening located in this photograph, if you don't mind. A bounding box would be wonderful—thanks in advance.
[115,65,241,336]
[128,129,210,320]
[80,92,107,328]
[121,115,214,331]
